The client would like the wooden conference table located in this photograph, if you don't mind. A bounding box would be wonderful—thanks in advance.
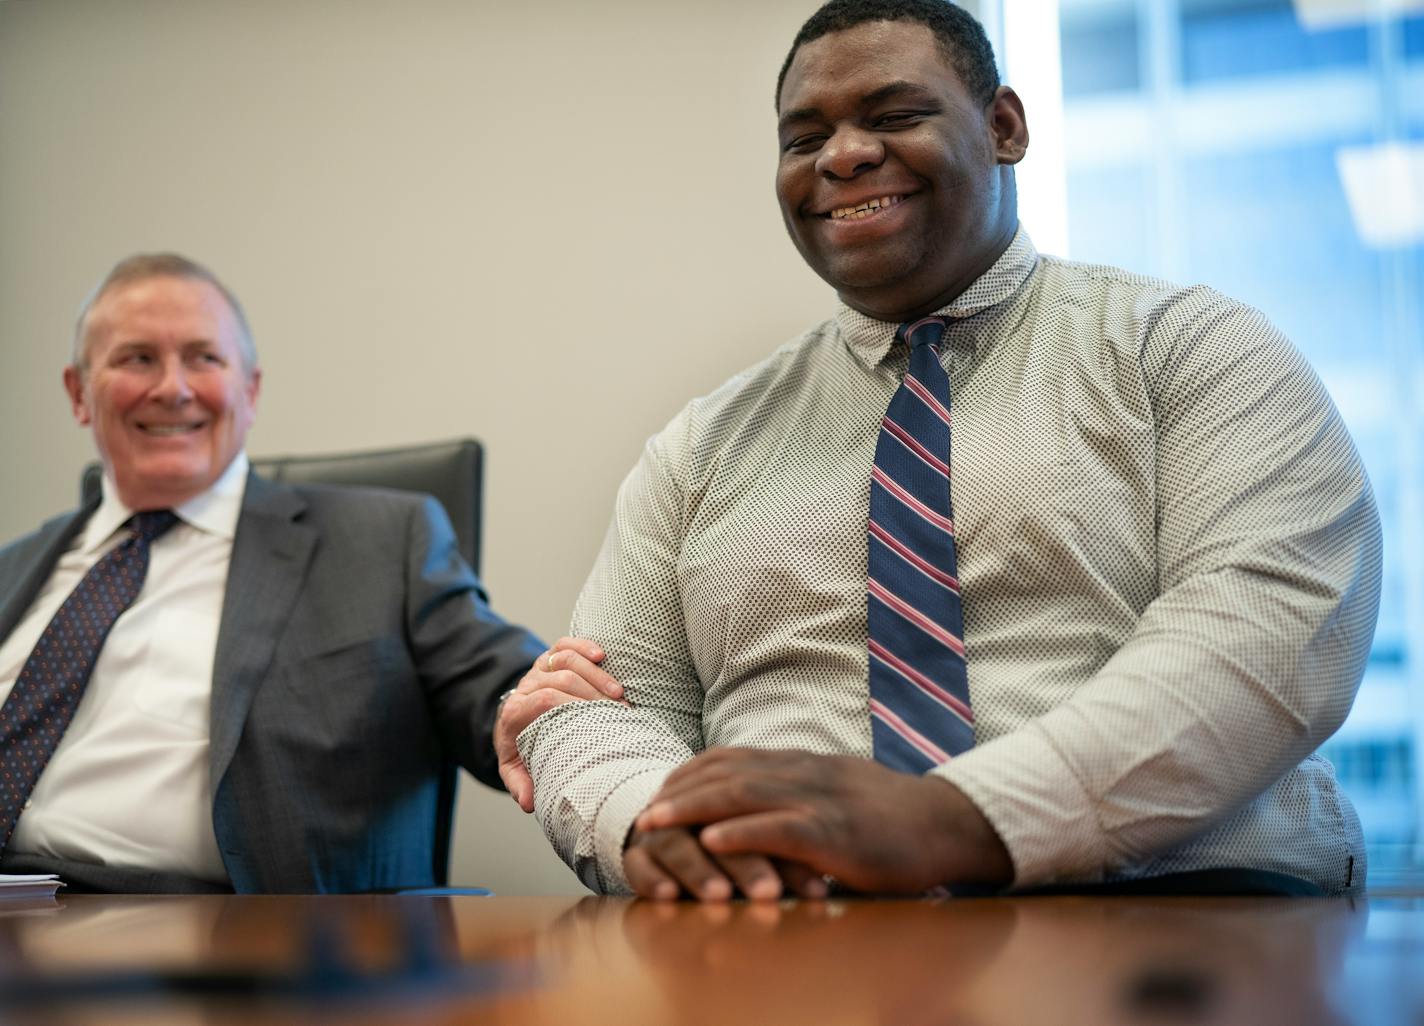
[0,892,1420,1025]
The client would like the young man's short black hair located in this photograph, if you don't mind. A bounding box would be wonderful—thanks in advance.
[776,0,1000,110]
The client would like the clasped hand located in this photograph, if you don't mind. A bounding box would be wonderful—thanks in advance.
[626,748,1013,901]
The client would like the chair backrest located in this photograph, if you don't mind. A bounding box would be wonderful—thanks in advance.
[80,438,483,572]
[79,438,484,887]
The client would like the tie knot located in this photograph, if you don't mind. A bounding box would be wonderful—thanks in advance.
[897,316,948,351]
[129,509,179,544]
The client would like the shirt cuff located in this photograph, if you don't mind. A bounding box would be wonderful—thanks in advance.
[593,767,675,895]
[934,724,1107,888]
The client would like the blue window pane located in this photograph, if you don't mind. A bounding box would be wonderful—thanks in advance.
[1405,15,1424,59]
[1178,140,1387,361]
[1065,165,1153,270]
[1061,8,1141,96]
[1181,3,1371,83]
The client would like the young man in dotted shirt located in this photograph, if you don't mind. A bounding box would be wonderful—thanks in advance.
[519,0,1381,900]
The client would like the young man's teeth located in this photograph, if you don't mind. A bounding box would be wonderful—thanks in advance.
[145,425,194,436]
[832,196,899,220]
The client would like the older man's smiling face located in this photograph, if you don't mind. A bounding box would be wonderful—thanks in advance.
[775,20,1025,321]
[64,275,261,511]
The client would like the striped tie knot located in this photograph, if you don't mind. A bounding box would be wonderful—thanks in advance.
[896,316,949,352]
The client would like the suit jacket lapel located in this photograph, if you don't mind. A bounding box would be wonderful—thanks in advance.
[209,473,317,792]
[0,502,97,644]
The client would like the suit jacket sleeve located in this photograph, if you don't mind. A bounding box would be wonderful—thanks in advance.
[405,494,546,789]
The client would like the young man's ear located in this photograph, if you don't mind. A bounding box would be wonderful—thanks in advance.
[989,86,1029,165]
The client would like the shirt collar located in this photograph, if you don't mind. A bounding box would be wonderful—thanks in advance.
[834,225,1039,371]
[83,452,250,554]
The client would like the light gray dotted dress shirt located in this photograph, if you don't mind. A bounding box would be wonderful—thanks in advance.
[520,228,1382,896]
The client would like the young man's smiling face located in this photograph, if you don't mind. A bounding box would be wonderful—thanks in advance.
[775,19,1026,322]
[64,275,261,511]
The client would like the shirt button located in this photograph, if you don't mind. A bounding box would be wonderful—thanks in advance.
[22,800,32,810]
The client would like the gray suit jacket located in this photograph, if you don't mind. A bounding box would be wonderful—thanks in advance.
[0,472,544,893]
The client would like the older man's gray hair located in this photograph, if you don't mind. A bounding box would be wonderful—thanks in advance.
[72,252,257,377]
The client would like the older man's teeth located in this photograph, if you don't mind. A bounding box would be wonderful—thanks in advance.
[142,424,198,435]
[830,195,903,220]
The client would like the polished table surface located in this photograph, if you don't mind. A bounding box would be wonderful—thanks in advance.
[1,892,1420,1025]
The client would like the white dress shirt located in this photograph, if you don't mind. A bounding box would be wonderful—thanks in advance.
[520,229,1380,895]
[0,453,250,884]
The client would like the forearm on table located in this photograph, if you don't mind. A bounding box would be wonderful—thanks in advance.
[942,546,1379,887]
[936,295,1376,885]
[519,700,699,892]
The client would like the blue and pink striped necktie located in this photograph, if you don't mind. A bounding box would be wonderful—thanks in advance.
[867,316,974,772]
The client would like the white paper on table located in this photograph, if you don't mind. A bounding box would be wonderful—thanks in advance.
[0,873,63,900]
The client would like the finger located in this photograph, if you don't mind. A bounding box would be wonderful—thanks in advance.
[659,760,735,794]
[624,844,681,901]
[551,636,606,664]
[698,812,825,870]
[637,829,735,902]
[774,858,829,900]
[637,775,787,833]
[521,667,607,702]
[540,650,623,700]
[498,758,535,813]
[710,850,783,902]
[500,689,577,739]
[659,747,788,793]
[496,692,573,812]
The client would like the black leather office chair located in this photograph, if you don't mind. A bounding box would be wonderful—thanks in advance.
[81,439,483,572]
[81,438,484,887]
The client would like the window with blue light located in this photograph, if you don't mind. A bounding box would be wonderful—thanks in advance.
[1004,0,1424,887]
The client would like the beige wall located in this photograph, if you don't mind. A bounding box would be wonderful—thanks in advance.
[0,0,986,894]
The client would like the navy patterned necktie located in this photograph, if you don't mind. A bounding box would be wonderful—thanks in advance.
[867,317,974,772]
[0,509,179,851]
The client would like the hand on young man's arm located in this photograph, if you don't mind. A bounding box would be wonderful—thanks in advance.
[496,636,625,812]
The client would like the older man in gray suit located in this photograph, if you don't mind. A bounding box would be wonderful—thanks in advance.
[0,253,616,893]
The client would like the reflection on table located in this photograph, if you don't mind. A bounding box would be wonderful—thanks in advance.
[0,891,1419,1025]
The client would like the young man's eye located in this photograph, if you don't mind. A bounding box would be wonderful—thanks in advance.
[783,134,827,154]
[876,111,923,127]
